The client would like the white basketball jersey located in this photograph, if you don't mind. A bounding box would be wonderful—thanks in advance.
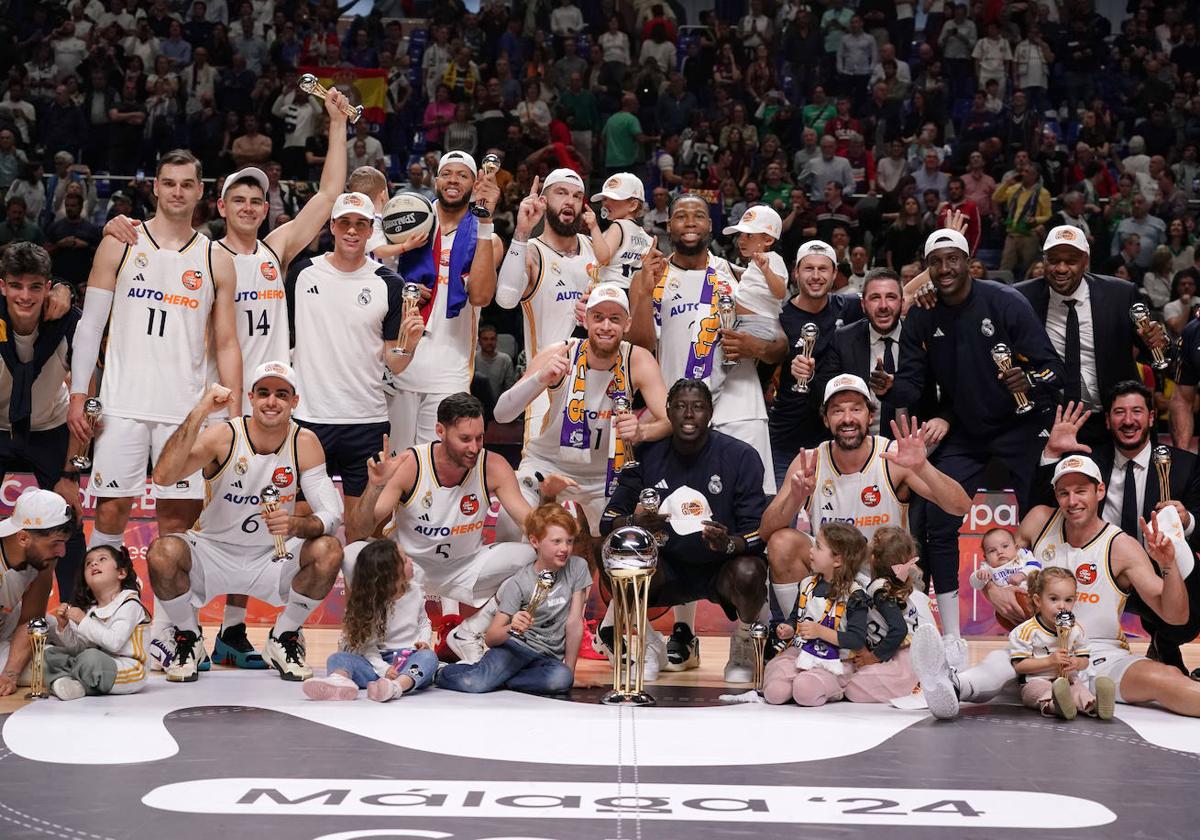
[864,578,936,650]
[1030,511,1129,649]
[806,436,908,541]
[391,442,489,573]
[102,231,215,423]
[192,416,301,547]
[524,339,632,482]
[596,219,653,289]
[521,235,596,357]
[0,549,38,643]
[224,240,289,379]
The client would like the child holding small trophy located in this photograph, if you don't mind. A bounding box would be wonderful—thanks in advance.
[1009,567,1115,721]
[437,504,591,695]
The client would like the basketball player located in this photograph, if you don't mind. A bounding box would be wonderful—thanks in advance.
[915,453,1200,717]
[389,151,503,449]
[146,364,345,682]
[591,172,655,289]
[494,170,603,443]
[759,373,971,626]
[492,282,671,537]
[346,393,537,664]
[67,150,241,556]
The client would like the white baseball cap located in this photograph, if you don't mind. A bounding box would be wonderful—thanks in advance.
[330,192,374,221]
[542,168,586,193]
[924,228,970,257]
[795,239,837,267]
[661,486,713,536]
[823,373,872,407]
[586,282,629,313]
[221,166,269,201]
[437,150,478,176]
[723,205,782,239]
[1052,454,1104,487]
[0,488,72,538]
[1043,224,1091,255]
[250,361,298,391]
[591,172,644,202]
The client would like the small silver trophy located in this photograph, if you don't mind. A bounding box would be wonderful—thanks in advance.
[717,293,737,367]
[637,487,666,546]
[509,570,556,638]
[991,343,1033,415]
[470,153,502,218]
[69,397,102,470]
[260,485,291,561]
[791,322,820,393]
[1153,445,1172,502]
[298,73,363,123]
[1129,302,1170,371]
[613,394,637,470]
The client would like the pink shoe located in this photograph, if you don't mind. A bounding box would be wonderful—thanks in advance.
[302,673,359,701]
[367,677,403,702]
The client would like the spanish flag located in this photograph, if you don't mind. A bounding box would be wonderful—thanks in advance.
[298,66,387,124]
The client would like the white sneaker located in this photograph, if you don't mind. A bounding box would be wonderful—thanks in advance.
[265,629,312,681]
[302,673,359,701]
[912,624,959,720]
[942,635,969,670]
[367,677,404,702]
[51,677,86,701]
[166,629,203,683]
[639,629,666,683]
[446,625,486,664]
[723,625,756,684]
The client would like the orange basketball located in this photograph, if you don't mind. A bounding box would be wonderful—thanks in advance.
[994,589,1033,631]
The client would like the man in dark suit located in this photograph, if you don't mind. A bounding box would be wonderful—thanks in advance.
[1036,384,1200,678]
[1015,225,1168,448]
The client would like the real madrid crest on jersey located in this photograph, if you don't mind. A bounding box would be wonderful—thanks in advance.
[358,288,372,306]
[708,474,723,494]
[1042,544,1057,564]
[822,479,835,497]
[421,490,433,509]
[134,252,149,269]
[981,318,995,337]
[234,456,249,476]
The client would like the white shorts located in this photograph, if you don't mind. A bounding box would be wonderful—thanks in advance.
[182,531,304,608]
[388,389,456,451]
[713,416,776,495]
[352,539,534,607]
[1088,643,1146,703]
[91,414,204,499]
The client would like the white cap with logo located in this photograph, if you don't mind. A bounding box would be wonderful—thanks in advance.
[0,488,72,538]
[330,192,374,221]
[221,167,269,201]
[1051,454,1104,486]
[723,205,782,239]
[795,239,837,267]
[251,360,298,391]
[591,172,644,202]
[822,373,873,407]
[1042,224,1090,255]
[924,228,970,257]
[586,282,629,313]
[660,486,714,535]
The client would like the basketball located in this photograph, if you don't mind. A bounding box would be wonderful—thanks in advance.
[381,192,435,245]
[994,589,1033,632]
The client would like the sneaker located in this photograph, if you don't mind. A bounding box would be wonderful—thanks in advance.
[166,629,203,683]
[912,624,959,720]
[1051,677,1077,720]
[723,626,755,684]
[212,623,268,669]
[446,625,486,665]
[197,649,212,672]
[593,625,615,660]
[1094,676,1116,720]
[942,635,969,670]
[302,673,358,701]
[368,677,404,702]
[51,677,86,701]
[265,629,312,681]
[664,622,700,672]
[640,629,666,683]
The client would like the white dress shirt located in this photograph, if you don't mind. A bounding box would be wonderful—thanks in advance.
[1045,279,1100,409]
[1106,443,1195,537]
[868,323,901,435]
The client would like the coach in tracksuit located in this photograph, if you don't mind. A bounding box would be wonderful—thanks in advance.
[879,229,1065,643]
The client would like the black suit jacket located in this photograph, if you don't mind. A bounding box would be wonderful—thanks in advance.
[1014,272,1148,406]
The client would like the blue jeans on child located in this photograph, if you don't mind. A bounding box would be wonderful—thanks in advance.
[437,639,574,695]
[326,648,439,692]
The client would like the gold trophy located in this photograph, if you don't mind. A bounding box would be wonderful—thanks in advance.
[509,570,556,638]
[717,293,737,367]
[613,394,637,470]
[68,397,102,470]
[791,322,820,393]
[259,485,292,561]
[990,343,1033,415]
[1153,445,1173,501]
[601,526,659,706]
[396,282,424,356]
[1129,302,1170,371]
[1054,609,1075,678]
[470,153,502,218]
[637,487,666,546]
[749,621,769,696]
[26,617,50,699]
[298,73,363,123]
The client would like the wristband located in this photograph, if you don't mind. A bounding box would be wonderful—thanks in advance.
[60,470,80,482]
[476,223,494,238]
[52,279,77,304]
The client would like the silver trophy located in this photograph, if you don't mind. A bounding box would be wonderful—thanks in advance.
[791,322,820,393]
[990,343,1033,415]
[69,397,102,470]
[637,487,666,546]
[470,153,502,218]
[26,618,49,699]
[613,394,637,470]
[1054,609,1075,677]
[297,73,363,123]
[600,526,659,706]
[509,570,556,638]
[260,485,291,561]
[717,294,737,367]
[1153,445,1172,502]
[397,282,424,356]
[749,621,769,696]
[1129,302,1170,371]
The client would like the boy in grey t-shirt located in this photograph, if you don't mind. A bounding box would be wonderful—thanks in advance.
[437,505,592,695]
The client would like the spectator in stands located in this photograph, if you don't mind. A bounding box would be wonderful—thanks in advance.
[1111,193,1167,269]
[5,163,45,223]
[937,177,982,253]
[475,324,516,409]
[913,151,949,201]
[799,135,854,202]
[837,16,876,109]
[938,4,977,100]
[0,197,43,252]
[995,161,1052,275]
[602,93,648,179]
[231,113,272,167]
[46,192,100,288]
[1107,233,1144,285]
[599,14,631,75]
[814,180,858,243]
[551,0,585,39]
[0,131,27,194]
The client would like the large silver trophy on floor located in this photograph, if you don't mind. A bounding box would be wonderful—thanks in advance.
[601,526,659,706]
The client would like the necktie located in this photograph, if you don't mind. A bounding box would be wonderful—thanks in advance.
[881,336,896,432]
[1120,460,1138,537]
[1064,299,1082,405]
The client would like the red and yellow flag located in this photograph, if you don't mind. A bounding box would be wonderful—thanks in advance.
[298,66,388,124]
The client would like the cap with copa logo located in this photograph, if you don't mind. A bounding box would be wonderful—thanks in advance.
[1051,455,1104,486]
[0,489,72,538]
[251,361,298,391]
[591,172,644,202]
[586,282,629,313]
[823,373,872,407]
[1042,224,1090,255]
[331,192,374,221]
[723,205,783,239]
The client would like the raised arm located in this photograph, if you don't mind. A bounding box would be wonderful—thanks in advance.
[630,345,672,443]
[467,169,502,307]
[152,385,235,486]
[625,247,663,351]
[760,449,815,541]
[495,176,544,309]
